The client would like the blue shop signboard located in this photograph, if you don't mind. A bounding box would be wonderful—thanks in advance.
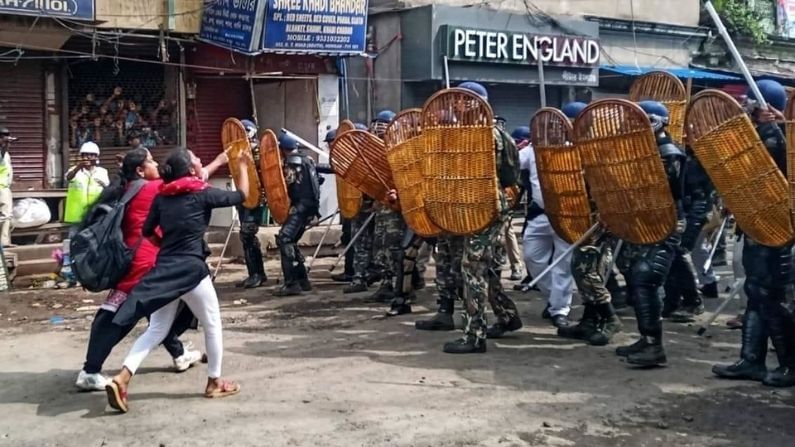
[199,0,268,54]
[0,0,95,21]
[262,0,368,53]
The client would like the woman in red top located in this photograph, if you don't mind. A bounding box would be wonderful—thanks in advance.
[75,148,203,391]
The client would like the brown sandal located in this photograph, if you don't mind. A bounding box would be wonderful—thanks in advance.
[205,380,240,399]
[105,380,129,413]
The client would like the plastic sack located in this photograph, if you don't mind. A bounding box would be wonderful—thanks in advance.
[12,198,52,228]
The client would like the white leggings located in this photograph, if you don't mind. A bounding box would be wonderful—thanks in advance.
[122,275,223,378]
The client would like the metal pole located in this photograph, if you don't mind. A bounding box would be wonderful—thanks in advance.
[704,1,766,108]
[697,277,744,336]
[280,128,327,159]
[329,212,375,272]
[443,56,450,89]
[523,223,600,292]
[703,216,729,275]
[308,211,336,271]
[537,58,547,108]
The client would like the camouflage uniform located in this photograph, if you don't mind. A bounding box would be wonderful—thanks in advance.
[368,204,407,300]
[488,217,521,326]
[346,197,376,291]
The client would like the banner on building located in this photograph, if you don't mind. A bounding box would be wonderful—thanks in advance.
[0,0,95,21]
[199,0,268,54]
[778,0,795,38]
[261,0,368,53]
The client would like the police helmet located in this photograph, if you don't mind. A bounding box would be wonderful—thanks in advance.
[748,79,787,111]
[354,123,368,130]
[458,81,489,101]
[638,100,669,132]
[240,119,258,139]
[511,126,531,142]
[561,102,588,120]
[324,128,337,143]
[278,133,298,151]
[374,110,396,123]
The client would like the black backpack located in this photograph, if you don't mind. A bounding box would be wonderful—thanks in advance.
[495,128,521,188]
[70,180,146,292]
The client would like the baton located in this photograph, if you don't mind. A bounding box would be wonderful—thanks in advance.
[280,128,328,159]
[697,277,744,336]
[329,212,375,272]
[703,216,729,276]
[308,211,337,271]
[306,210,339,231]
[522,223,600,293]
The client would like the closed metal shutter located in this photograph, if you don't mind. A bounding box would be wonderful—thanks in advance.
[488,84,561,132]
[187,77,252,176]
[0,62,45,189]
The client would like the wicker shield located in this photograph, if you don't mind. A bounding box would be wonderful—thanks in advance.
[687,90,794,247]
[333,120,363,219]
[530,108,593,244]
[573,99,676,244]
[221,118,262,209]
[628,71,688,146]
[787,91,795,225]
[331,129,398,209]
[420,88,499,235]
[384,109,441,237]
[258,129,290,224]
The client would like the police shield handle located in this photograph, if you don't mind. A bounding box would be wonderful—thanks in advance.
[279,128,327,159]
[523,223,601,293]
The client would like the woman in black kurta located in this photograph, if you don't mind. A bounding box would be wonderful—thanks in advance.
[106,147,251,413]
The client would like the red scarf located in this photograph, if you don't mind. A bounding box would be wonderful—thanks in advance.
[159,176,208,196]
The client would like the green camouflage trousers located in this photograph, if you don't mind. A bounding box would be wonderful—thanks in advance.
[372,207,406,283]
[461,213,518,339]
[436,234,464,302]
[351,199,376,284]
[572,229,616,304]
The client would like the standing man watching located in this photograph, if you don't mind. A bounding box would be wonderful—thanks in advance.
[0,127,14,247]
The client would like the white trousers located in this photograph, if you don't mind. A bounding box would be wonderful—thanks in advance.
[522,215,573,316]
[123,275,224,378]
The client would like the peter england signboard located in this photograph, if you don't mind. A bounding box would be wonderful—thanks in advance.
[440,25,600,68]
[0,0,95,21]
[199,0,368,55]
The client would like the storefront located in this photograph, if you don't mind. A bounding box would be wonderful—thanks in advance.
[353,5,600,131]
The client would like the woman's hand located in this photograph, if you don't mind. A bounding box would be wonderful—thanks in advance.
[386,189,398,203]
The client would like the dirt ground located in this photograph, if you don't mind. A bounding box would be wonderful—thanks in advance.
[0,257,793,447]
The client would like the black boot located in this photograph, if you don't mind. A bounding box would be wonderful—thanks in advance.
[616,338,651,357]
[486,315,523,339]
[557,304,599,341]
[622,286,666,366]
[330,273,353,282]
[298,278,312,292]
[700,282,719,299]
[443,335,486,354]
[626,338,667,366]
[588,302,622,346]
[237,273,266,289]
[713,310,769,381]
[343,280,367,294]
[365,282,395,303]
[386,295,412,317]
[762,303,795,388]
[365,271,383,286]
[412,268,426,290]
[416,294,455,331]
[272,283,302,297]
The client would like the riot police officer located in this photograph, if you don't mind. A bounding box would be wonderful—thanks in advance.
[235,119,267,289]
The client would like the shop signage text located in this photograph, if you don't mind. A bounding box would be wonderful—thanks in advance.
[441,25,600,67]
[0,0,95,21]
[262,0,368,53]
[199,0,267,54]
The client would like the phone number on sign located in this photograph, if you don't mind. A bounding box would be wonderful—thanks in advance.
[313,34,350,43]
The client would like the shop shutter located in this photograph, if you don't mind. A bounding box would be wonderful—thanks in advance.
[187,78,252,176]
[487,84,560,131]
[0,62,45,189]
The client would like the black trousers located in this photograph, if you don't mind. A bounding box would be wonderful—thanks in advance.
[83,304,194,374]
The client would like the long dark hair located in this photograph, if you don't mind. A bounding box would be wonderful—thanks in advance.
[160,147,192,183]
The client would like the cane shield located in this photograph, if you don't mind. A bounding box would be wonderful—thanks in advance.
[573,99,676,244]
[331,129,398,209]
[628,71,688,146]
[687,89,794,247]
[334,120,363,219]
[384,109,441,237]
[420,88,499,235]
[258,129,291,224]
[530,108,593,244]
[222,118,262,209]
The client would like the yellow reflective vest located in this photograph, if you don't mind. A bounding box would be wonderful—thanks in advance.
[64,167,109,224]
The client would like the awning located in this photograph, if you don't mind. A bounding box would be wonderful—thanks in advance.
[600,65,741,81]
